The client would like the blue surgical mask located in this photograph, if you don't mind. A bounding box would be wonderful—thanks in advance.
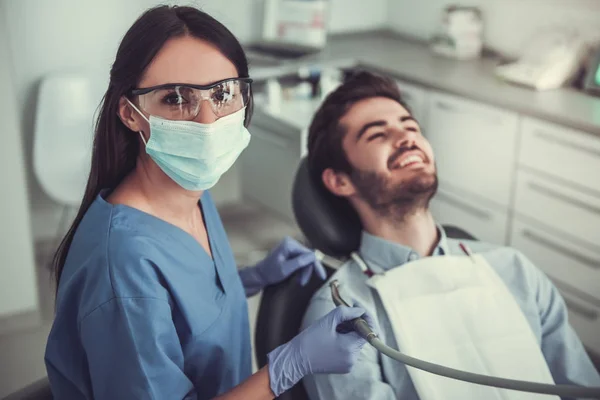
[127,99,250,191]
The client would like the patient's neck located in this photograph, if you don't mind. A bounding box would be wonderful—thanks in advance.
[362,208,439,257]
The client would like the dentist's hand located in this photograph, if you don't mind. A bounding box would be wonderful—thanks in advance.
[267,305,376,396]
[238,236,326,297]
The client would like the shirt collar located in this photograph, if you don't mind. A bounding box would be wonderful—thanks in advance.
[358,224,449,271]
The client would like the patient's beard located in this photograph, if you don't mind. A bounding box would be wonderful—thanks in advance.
[350,167,438,222]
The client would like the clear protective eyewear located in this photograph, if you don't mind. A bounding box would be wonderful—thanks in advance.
[130,77,252,121]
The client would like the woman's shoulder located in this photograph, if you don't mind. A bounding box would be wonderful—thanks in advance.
[74,194,170,261]
[103,232,173,300]
[71,198,179,299]
[71,190,223,296]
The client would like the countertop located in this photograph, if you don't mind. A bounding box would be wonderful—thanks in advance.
[247,30,600,137]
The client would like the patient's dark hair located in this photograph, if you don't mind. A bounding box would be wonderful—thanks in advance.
[307,71,410,180]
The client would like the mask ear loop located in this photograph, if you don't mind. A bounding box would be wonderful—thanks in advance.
[125,98,150,146]
[138,131,147,146]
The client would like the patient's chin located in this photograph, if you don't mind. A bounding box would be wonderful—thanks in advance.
[396,174,438,202]
[396,168,437,193]
[411,174,437,193]
[350,166,438,212]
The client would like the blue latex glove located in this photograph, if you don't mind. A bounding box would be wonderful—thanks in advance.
[238,236,326,297]
[267,305,376,397]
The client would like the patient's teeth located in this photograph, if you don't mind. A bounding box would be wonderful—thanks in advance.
[399,155,423,168]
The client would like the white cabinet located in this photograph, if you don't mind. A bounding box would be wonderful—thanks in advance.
[519,117,600,194]
[395,80,429,130]
[512,118,600,355]
[510,220,600,354]
[514,170,600,247]
[430,186,509,245]
[510,219,600,309]
[426,92,519,210]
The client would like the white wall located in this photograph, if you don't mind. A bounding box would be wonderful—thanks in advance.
[1,0,387,242]
[0,2,45,394]
[328,0,388,33]
[387,0,600,58]
[0,3,39,320]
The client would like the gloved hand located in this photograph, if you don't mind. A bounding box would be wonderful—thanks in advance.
[238,236,326,297]
[267,305,376,397]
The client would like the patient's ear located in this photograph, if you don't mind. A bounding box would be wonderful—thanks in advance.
[322,168,356,197]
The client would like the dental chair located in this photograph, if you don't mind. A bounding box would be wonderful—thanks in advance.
[254,157,476,400]
[2,377,52,400]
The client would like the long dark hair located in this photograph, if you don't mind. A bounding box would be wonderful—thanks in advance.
[51,5,253,291]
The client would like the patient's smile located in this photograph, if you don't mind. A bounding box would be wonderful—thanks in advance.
[390,151,426,170]
[399,154,424,168]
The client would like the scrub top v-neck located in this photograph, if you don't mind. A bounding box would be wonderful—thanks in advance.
[45,189,252,400]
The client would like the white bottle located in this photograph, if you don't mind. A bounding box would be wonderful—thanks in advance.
[294,82,313,100]
[266,78,282,113]
[320,68,342,101]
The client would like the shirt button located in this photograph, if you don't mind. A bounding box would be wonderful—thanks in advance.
[408,252,419,261]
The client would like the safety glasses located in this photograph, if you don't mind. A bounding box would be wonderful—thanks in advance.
[130,77,252,121]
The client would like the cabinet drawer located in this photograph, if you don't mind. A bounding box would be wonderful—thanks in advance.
[240,125,301,222]
[519,117,600,194]
[560,291,600,355]
[395,80,428,129]
[510,219,600,305]
[514,169,600,246]
[510,220,600,354]
[430,187,508,245]
[426,92,519,209]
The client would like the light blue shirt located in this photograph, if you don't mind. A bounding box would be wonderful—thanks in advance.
[45,190,252,399]
[302,227,600,400]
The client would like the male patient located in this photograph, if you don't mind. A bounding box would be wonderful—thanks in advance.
[301,71,600,399]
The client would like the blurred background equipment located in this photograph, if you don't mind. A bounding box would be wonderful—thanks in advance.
[249,0,329,58]
[33,70,107,259]
[430,5,483,60]
[583,45,600,96]
[495,27,588,90]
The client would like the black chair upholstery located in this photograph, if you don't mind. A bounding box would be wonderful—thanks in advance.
[442,225,476,241]
[291,158,362,258]
[3,377,53,400]
[255,267,336,400]
[254,158,476,400]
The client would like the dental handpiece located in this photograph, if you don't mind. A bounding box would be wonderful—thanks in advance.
[328,280,600,398]
[330,280,377,340]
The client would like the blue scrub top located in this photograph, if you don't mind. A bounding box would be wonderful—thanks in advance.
[45,190,252,399]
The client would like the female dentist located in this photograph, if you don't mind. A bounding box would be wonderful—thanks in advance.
[44,5,373,400]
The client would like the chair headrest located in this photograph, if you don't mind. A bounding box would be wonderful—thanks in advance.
[292,157,362,258]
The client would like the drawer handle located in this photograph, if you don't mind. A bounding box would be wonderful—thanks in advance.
[435,100,504,124]
[436,192,491,220]
[563,298,599,321]
[534,130,600,160]
[528,182,600,217]
[522,229,600,270]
